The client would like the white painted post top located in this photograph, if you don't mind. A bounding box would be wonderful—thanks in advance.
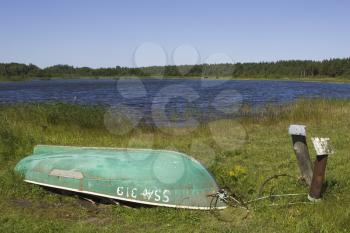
[288,124,306,136]
[311,137,334,156]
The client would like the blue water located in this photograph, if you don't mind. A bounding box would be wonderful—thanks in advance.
[1,78,350,124]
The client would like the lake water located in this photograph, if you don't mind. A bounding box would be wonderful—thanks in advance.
[1,78,350,124]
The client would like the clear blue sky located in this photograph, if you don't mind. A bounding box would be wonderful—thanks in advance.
[0,0,349,68]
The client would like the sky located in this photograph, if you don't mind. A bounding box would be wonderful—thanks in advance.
[0,0,349,68]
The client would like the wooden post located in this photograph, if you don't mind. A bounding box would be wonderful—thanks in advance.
[308,137,333,202]
[288,125,313,186]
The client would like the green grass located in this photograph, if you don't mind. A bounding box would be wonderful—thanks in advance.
[0,100,350,232]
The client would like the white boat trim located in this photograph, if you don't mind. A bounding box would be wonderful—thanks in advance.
[24,179,227,210]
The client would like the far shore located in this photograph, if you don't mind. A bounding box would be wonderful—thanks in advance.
[1,75,350,84]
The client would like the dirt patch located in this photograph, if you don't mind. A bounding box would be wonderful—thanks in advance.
[11,199,32,208]
[83,216,112,225]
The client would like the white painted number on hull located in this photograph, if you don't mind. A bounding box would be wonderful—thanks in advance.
[116,186,170,203]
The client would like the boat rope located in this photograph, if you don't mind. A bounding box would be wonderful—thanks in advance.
[208,189,248,210]
[244,193,308,204]
[210,189,310,211]
[209,173,310,210]
[208,189,227,209]
[258,173,302,197]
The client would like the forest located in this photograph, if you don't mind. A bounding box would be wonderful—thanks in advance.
[1,58,350,80]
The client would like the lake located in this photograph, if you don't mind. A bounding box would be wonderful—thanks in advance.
[1,78,350,125]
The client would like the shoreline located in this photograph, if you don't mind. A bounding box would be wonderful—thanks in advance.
[1,75,350,84]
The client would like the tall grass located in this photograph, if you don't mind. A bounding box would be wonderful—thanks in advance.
[0,99,350,232]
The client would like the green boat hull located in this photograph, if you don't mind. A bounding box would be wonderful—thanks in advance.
[15,145,226,210]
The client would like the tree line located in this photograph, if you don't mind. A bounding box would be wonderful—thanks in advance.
[1,58,350,80]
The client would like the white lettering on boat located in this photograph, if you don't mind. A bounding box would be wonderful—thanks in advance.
[131,188,137,198]
[163,190,170,203]
[116,186,171,203]
[141,188,154,200]
[154,190,161,201]
[116,186,124,196]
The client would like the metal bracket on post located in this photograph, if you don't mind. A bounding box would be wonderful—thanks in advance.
[308,137,334,202]
[288,125,313,186]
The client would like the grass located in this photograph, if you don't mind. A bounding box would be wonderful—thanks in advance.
[230,75,350,83]
[0,99,350,232]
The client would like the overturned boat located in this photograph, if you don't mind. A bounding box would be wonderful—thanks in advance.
[15,145,226,210]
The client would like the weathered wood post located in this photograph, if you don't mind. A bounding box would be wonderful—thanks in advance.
[288,125,313,186]
[308,137,333,202]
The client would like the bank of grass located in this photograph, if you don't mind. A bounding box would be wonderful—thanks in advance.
[230,75,350,83]
[1,75,350,84]
[0,99,350,232]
